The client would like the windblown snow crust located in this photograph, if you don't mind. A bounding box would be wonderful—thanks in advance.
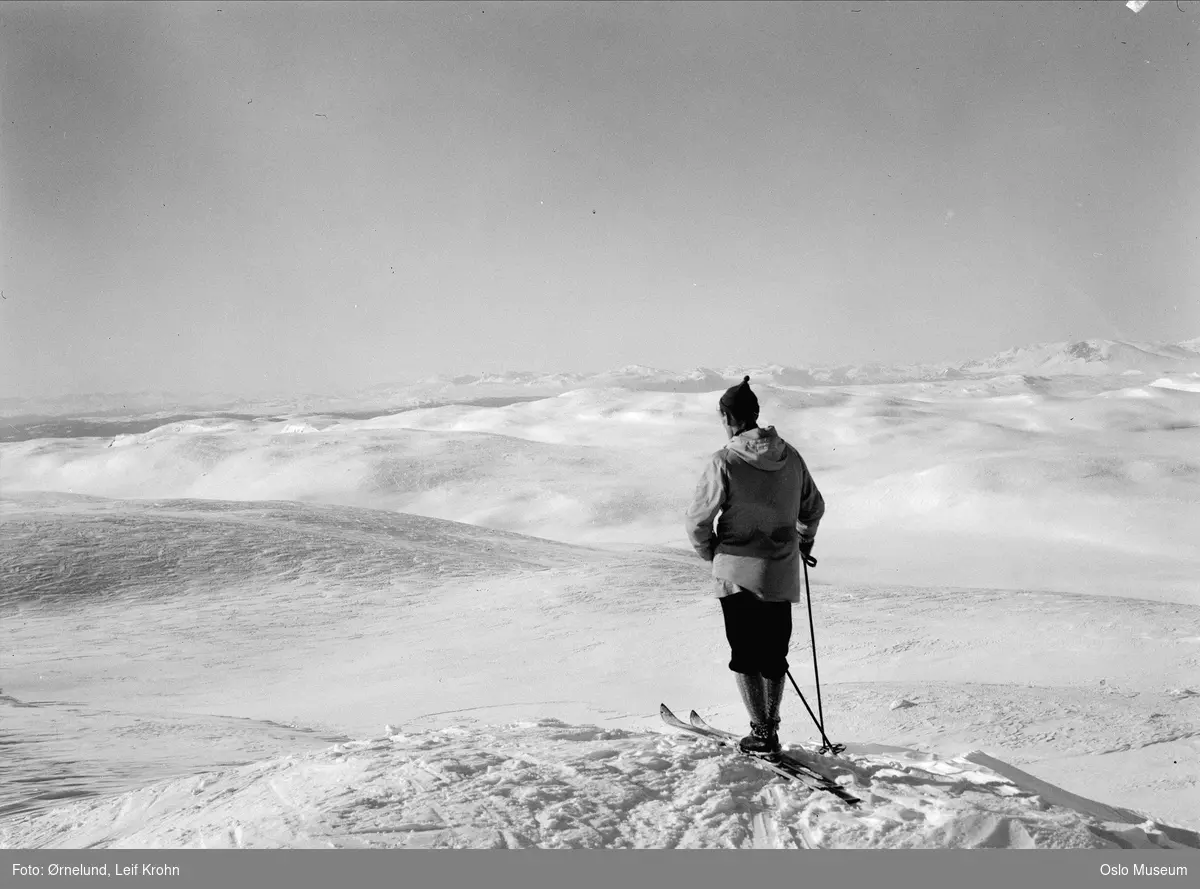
[3,339,1199,848]
[5,719,1198,850]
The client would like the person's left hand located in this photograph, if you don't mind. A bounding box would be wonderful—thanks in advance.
[798,539,818,567]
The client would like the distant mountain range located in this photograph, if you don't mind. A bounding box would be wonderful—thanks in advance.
[4,337,1199,419]
[401,337,1200,394]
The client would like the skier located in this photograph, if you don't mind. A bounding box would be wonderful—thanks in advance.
[685,376,825,757]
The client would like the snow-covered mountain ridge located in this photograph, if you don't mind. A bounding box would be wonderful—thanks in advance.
[6,337,1199,420]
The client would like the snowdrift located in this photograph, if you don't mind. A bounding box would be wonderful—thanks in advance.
[3,719,1197,850]
[4,339,1200,850]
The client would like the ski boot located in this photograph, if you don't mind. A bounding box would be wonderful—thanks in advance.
[734,672,783,759]
[739,718,782,759]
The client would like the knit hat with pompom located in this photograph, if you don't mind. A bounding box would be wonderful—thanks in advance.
[719,376,759,424]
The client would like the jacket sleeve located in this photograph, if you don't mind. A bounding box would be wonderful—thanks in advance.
[794,452,825,544]
[684,454,726,561]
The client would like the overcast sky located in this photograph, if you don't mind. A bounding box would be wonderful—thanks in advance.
[2,1,1197,398]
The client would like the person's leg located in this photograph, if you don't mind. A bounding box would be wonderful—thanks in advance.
[722,592,790,756]
[763,674,786,734]
[744,600,791,755]
[760,600,793,728]
[720,592,769,730]
[733,672,769,732]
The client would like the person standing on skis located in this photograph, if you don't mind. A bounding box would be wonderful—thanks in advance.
[684,376,825,757]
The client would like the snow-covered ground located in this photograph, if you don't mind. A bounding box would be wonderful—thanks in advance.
[2,341,1200,848]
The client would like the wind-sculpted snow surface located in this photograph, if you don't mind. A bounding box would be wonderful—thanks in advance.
[1,494,593,608]
[3,493,1199,844]
[3,345,1200,848]
[4,370,1199,599]
[3,719,1198,850]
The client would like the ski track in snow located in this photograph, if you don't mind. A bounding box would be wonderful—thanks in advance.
[2,367,1200,849]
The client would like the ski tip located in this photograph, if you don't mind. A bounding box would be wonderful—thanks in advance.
[658,703,674,717]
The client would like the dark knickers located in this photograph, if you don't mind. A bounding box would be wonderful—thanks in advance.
[719,590,793,679]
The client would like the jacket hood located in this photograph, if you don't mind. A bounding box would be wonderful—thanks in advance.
[724,426,789,470]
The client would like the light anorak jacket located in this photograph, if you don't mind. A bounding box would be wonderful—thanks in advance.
[684,426,824,603]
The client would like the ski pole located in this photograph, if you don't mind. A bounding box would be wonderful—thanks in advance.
[793,551,845,756]
[786,666,842,755]
[790,551,827,736]
[785,669,831,744]
[803,554,827,735]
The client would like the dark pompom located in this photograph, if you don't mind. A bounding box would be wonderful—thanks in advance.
[742,375,750,383]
